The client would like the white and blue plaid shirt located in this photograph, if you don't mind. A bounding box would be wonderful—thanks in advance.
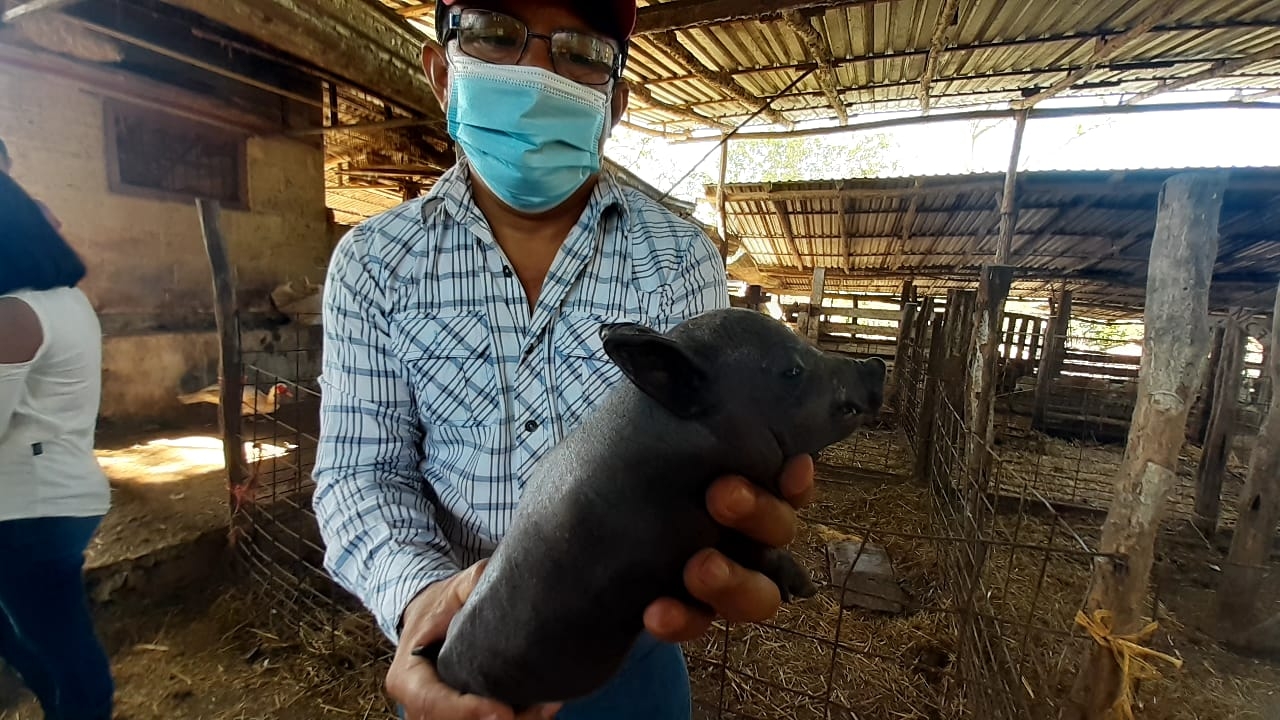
[312,161,728,642]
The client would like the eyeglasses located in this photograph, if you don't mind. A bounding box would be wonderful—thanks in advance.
[444,8,623,86]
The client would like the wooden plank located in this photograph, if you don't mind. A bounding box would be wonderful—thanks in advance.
[913,299,951,484]
[773,201,806,270]
[889,301,920,414]
[816,306,905,322]
[1064,171,1226,720]
[195,199,247,525]
[1063,349,1142,367]
[1194,311,1247,535]
[1032,291,1072,429]
[1217,284,1280,651]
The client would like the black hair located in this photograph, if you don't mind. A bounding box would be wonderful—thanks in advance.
[0,172,86,296]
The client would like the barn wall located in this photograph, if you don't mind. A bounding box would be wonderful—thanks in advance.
[0,64,330,424]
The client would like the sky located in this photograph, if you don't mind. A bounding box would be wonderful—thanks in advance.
[603,89,1280,226]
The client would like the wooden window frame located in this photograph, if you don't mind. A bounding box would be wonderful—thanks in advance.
[103,98,250,211]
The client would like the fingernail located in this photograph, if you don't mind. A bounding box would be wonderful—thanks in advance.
[702,553,731,586]
[725,484,753,518]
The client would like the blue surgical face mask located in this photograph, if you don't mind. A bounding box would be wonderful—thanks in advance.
[445,48,611,214]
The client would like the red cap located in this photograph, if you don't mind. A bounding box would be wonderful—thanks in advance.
[436,1,638,44]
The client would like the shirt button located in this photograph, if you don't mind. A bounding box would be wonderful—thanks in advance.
[503,266,513,278]
[524,419,539,433]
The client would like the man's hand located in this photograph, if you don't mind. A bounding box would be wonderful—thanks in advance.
[643,454,818,643]
[389,560,563,720]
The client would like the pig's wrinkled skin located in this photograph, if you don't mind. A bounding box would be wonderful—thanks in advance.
[426,307,887,709]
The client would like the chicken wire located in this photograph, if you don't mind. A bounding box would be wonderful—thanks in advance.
[215,292,1246,719]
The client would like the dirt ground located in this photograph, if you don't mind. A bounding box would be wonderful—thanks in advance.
[4,419,1279,720]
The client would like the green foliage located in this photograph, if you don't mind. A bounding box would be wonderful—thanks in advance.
[604,128,903,207]
[1068,319,1144,351]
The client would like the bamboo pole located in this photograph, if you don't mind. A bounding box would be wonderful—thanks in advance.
[1061,171,1226,720]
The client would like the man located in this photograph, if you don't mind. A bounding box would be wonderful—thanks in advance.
[311,2,817,719]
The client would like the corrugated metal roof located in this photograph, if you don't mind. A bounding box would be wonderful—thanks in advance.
[717,166,1280,319]
[371,0,1280,135]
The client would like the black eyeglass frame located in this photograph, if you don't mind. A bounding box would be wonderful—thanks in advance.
[435,6,630,85]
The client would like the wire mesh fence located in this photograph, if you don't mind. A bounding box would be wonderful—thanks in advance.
[215,292,1274,720]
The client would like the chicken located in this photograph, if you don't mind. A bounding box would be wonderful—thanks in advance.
[177,378,292,416]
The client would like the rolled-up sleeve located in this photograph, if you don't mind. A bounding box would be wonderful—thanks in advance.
[311,226,460,644]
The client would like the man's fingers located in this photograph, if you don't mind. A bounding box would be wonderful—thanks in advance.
[683,549,781,624]
[706,477,797,548]
[643,597,715,644]
[778,453,817,507]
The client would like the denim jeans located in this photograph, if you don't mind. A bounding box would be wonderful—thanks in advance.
[399,631,691,719]
[0,515,114,720]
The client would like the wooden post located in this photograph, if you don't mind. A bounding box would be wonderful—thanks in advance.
[1062,171,1226,720]
[1032,290,1073,430]
[196,199,247,525]
[913,296,951,484]
[716,138,730,263]
[966,265,1015,495]
[1194,311,1247,536]
[1217,284,1280,651]
[996,109,1030,265]
[806,267,827,341]
[1190,322,1226,444]
[889,301,920,414]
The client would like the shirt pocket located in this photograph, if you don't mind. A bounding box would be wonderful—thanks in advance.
[390,311,501,428]
[552,311,631,436]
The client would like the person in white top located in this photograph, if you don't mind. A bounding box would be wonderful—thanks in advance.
[0,170,113,720]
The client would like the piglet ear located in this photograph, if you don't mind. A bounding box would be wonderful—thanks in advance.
[600,323,713,419]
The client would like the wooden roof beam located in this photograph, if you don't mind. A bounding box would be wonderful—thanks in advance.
[917,0,960,115]
[891,180,922,271]
[839,197,851,272]
[678,100,1279,143]
[626,82,735,132]
[781,10,848,124]
[771,200,806,270]
[634,0,878,35]
[1011,0,1182,110]
[155,0,442,120]
[1121,46,1280,105]
[647,31,792,129]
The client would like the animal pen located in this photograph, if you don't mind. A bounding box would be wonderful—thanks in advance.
[146,0,1280,717]
[187,165,1280,720]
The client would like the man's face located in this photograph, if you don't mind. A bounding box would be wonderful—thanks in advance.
[423,1,631,154]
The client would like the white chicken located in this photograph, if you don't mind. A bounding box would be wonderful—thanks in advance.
[177,378,293,416]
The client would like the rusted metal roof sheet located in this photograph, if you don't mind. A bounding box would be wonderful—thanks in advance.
[717,166,1280,318]
[370,0,1280,135]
